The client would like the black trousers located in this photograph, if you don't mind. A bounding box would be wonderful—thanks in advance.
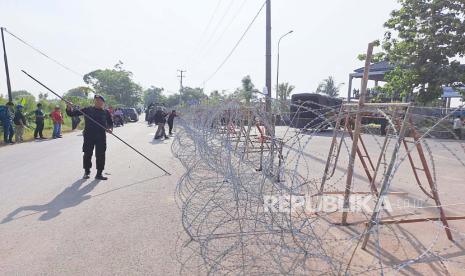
[168,121,174,134]
[72,117,81,130]
[34,121,44,138]
[82,134,107,172]
[454,129,463,140]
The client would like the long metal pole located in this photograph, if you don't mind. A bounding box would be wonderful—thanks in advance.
[1,27,12,102]
[265,0,272,113]
[361,106,411,249]
[21,70,171,176]
[319,105,345,194]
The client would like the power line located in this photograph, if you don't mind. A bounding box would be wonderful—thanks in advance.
[185,0,224,68]
[200,0,235,54]
[198,0,224,45]
[201,1,266,86]
[197,0,249,64]
[3,28,84,78]
[208,0,249,53]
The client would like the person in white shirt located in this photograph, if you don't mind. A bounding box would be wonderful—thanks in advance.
[453,115,463,140]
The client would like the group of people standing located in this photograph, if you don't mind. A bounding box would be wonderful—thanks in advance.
[1,102,25,143]
[2,96,179,182]
[145,103,177,140]
[1,102,27,144]
[153,108,176,140]
[0,102,81,145]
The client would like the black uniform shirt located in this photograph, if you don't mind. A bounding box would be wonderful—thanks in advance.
[167,113,176,123]
[35,109,45,123]
[66,106,113,137]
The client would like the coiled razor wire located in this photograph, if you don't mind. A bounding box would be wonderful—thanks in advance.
[171,100,465,275]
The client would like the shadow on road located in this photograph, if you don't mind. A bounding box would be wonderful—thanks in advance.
[1,179,100,223]
[150,139,169,144]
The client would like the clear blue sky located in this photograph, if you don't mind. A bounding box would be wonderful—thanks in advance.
[0,0,400,99]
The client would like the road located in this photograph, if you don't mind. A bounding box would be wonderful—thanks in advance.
[2,120,464,275]
[0,120,183,275]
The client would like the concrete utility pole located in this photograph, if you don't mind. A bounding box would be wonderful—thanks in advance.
[1,27,12,102]
[265,0,272,113]
[177,69,186,104]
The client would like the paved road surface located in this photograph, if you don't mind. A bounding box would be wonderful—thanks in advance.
[0,120,183,275]
[2,121,464,275]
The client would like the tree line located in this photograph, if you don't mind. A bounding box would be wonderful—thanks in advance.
[0,61,303,118]
[358,0,465,104]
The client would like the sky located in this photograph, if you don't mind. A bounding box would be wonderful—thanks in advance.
[0,0,401,100]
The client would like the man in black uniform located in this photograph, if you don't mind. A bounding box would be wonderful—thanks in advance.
[167,110,177,135]
[66,95,113,180]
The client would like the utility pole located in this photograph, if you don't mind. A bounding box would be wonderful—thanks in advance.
[177,69,186,105]
[1,27,12,102]
[265,0,272,113]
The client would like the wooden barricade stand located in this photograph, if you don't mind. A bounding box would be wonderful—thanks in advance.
[318,103,461,245]
[220,108,283,175]
[316,43,462,249]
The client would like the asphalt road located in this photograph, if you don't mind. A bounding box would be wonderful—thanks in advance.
[2,120,464,275]
[0,120,183,275]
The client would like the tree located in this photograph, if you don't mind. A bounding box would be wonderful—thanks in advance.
[12,90,34,100]
[381,0,465,103]
[276,82,295,112]
[378,66,418,101]
[208,90,227,104]
[83,62,143,107]
[144,86,166,107]
[357,40,385,63]
[237,75,258,104]
[38,92,49,100]
[277,82,295,101]
[11,90,36,111]
[63,87,93,108]
[165,94,180,107]
[65,86,92,98]
[316,76,342,97]
[181,87,208,105]
[0,94,7,105]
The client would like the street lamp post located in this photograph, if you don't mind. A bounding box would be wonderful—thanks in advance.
[276,30,293,100]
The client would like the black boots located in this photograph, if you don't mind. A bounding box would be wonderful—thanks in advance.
[83,170,91,179]
[83,170,108,180]
[95,170,108,180]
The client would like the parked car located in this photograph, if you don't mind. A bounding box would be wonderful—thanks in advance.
[122,108,139,122]
[450,109,465,117]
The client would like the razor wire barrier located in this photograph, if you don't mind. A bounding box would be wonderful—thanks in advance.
[171,99,465,275]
